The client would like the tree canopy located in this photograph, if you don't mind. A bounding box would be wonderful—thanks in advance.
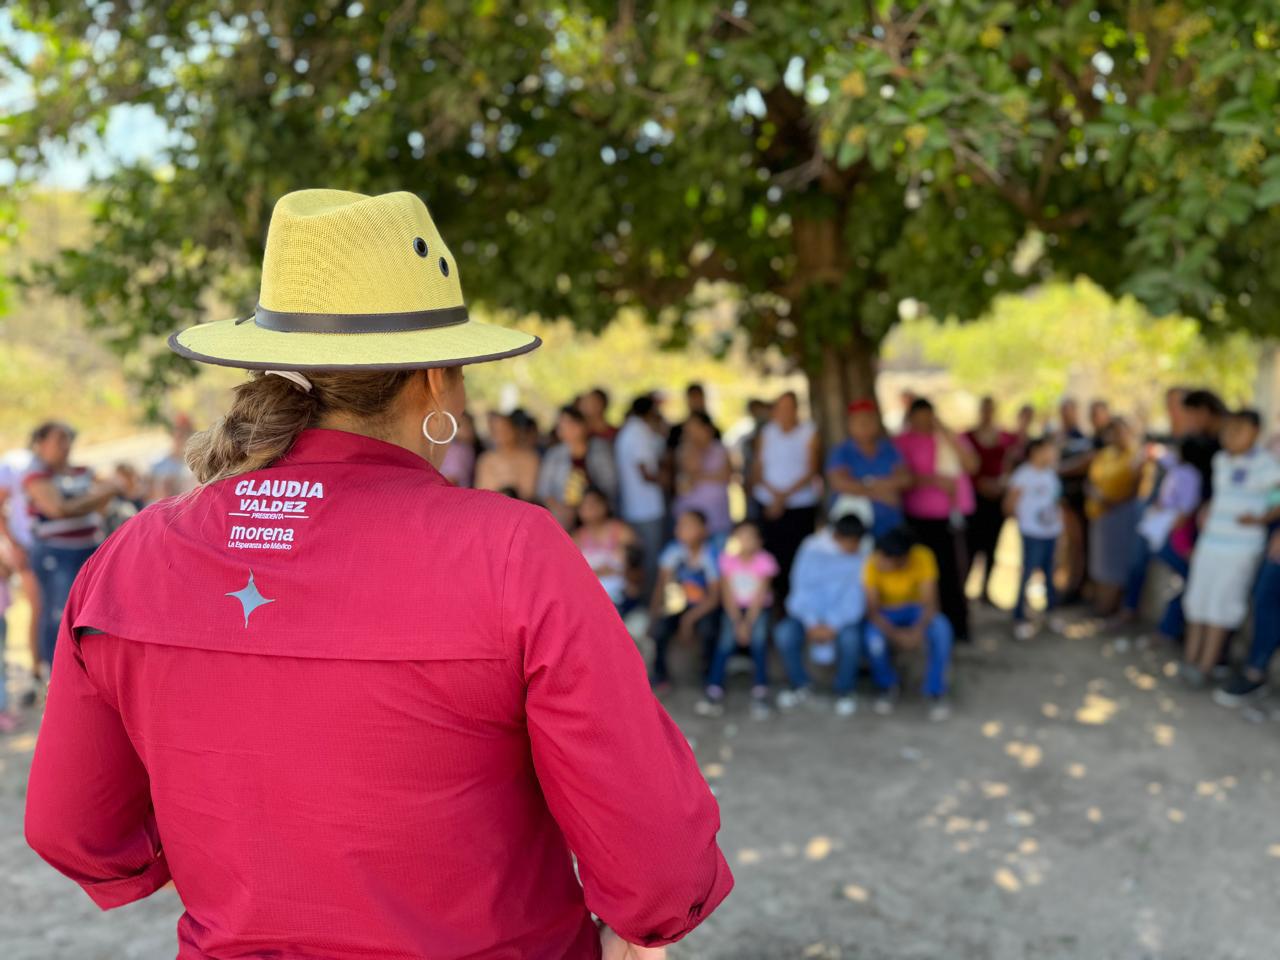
[4,1,1278,431]
[888,277,1259,418]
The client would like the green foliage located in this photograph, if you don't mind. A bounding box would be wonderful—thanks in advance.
[2,0,1277,400]
[888,278,1259,417]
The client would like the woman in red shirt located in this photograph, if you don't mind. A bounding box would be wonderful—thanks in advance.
[25,189,731,959]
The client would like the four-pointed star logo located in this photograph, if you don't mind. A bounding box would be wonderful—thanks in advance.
[226,570,274,627]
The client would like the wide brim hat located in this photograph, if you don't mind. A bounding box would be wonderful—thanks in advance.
[169,189,540,370]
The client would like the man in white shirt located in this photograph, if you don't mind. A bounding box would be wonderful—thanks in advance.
[616,395,668,597]
[1182,409,1280,683]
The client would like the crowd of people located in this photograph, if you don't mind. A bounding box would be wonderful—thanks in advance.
[2,383,1277,730]
[442,381,1280,722]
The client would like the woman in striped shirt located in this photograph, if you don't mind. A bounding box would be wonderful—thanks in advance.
[22,421,119,674]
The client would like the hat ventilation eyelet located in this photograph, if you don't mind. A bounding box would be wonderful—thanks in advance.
[439,257,450,277]
[412,237,429,257]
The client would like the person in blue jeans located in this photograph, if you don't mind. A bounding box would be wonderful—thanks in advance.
[1004,438,1064,640]
[773,513,867,717]
[21,421,116,675]
[1215,527,1280,707]
[861,528,954,722]
[698,521,779,719]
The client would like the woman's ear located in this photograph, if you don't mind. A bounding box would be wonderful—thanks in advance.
[425,366,465,413]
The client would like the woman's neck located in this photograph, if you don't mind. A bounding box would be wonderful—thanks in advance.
[316,414,438,467]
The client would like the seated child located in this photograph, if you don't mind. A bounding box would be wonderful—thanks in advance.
[573,487,641,615]
[698,521,779,718]
[649,509,721,690]
[861,528,954,721]
[773,513,868,717]
[1182,409,1280,685]
[1004,438,1063,639]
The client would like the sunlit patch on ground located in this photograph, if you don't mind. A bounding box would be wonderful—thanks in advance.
[801,943,841,959]
[1075,691,1119,725]
[804,836,833,861]
[1124,665,1158,691]
[993,866,1022,892]
[1004,741,1043,768]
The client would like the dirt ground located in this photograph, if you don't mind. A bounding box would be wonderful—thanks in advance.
[2,604,1278,960]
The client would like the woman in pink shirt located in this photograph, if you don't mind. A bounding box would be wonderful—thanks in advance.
[26,189,730,960]
[894,398,978,643]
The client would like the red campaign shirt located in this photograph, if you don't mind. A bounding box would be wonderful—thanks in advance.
[25,428,732,959]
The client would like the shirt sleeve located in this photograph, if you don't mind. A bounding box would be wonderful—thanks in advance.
[702,548,720,583]
[1263,455,1280,490]
[25,586,170,911]
[913,545,940,582]
[1171,467,1202,513]
[591,440,620,505]
[536,448,560,503]
[717,553,735,579]
[507,508,732,947]
[892,434,914,470]
[824,442,848,473]
[657,542,681,572]
[861,557,879,594]
[785,542,820,627]
[761,551,780,579]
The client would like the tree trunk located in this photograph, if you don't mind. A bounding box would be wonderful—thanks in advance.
[806,328,879,452]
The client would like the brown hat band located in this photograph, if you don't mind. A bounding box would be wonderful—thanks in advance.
[248,304,469,334]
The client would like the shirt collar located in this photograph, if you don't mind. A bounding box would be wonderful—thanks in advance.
[279,428,446,482]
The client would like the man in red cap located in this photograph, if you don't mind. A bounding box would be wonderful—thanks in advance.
[825,398,911,540]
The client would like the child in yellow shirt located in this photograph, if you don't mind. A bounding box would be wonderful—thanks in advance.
[861,529,955,721]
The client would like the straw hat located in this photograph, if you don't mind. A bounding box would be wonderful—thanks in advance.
[169,189,540,370]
